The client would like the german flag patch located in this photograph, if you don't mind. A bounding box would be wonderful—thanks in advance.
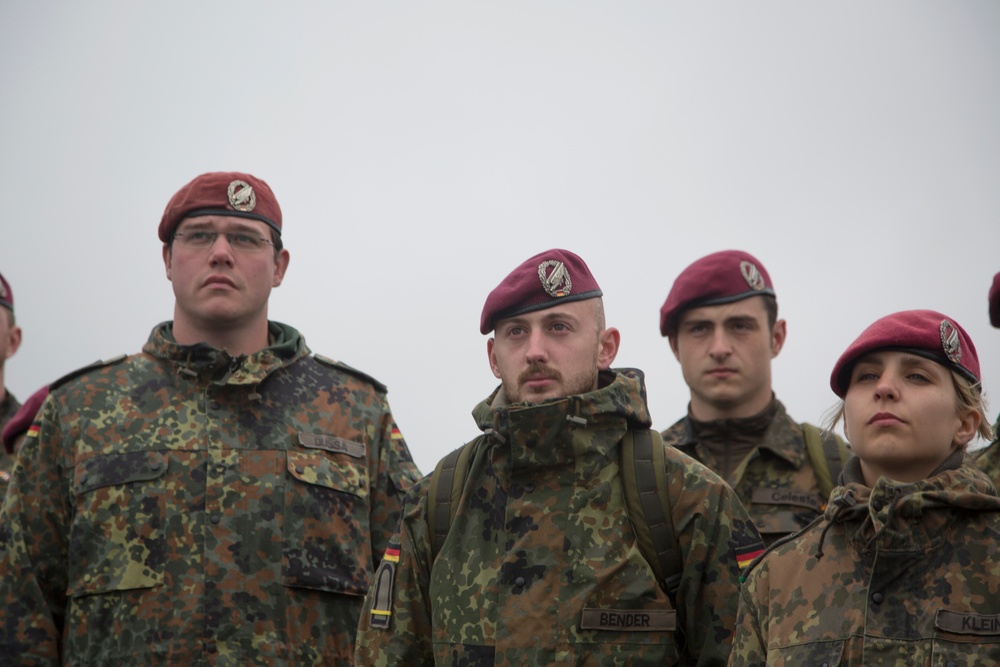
[736,543,765,570]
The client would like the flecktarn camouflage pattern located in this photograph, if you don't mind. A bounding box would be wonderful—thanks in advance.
[355,368,763,666]
[0,390,20,497]
[0,322,420,665]
[730,453,1000,666]
[662,399,847,547]
[973,423,1000,486]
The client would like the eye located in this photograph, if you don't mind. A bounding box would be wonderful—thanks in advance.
[231,233,262,249]
[907,372,931,383]
[189,231,215,243]
[852,368,879,383]
[550,322,571,332]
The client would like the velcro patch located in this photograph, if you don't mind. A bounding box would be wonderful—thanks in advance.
[751,487,824,511]
[579,608,675,632]
[936,610,1000,635]
[298,433,365,458]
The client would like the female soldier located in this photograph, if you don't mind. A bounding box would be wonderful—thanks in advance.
[729,309,1000,666]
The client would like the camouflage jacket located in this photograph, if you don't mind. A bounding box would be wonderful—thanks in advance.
[662,399,845,546]
[0,389,20,498]
[355,369,763,666]
[729,452,1000,666]
[973,421,1000,485]
[0,322,421,666]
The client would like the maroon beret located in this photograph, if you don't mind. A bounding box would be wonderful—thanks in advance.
[830,310,980,398]
[480,249,603,334]
[659,250,775,336]
[159,172,282,242]
[2,385,49,454]
[0,271,12,313]
[990,271,1000,328]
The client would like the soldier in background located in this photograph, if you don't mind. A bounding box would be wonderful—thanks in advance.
[0,386,46,499]
[0,172,421,665]
[0,272,23,493]
[658,250,849,545]
[973,270,1000,481]
[730,310,999,664]
[355,249,763,666]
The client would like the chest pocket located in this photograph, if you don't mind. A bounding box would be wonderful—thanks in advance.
[932,609,1000,665]
[770,640,845,665]
[68,451,169,597]
[283,447,372,596]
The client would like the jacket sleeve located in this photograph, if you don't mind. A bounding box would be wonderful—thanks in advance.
[727,572,768,667]
[367,395,422,561]
[0,395,69,665]
[355,477,436,666]
[667,449,764,667]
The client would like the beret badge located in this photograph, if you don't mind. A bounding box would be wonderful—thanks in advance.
[227,179,257,212]
[939,319,962,364]
[0,283,6,300]
[740,261,765,291]
[538,260,572,298]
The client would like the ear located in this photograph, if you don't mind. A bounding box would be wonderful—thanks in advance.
[486,338,501,379]
[667,335,681,361]
[597,327,620,369]
[4,324,21,359]
[162,244,173,280]
[770,319,787,358]
[952,408,981,448]
[272,249,290,287]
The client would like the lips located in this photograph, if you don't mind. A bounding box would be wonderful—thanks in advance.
[203,275,237,289]
[868,412,904,426]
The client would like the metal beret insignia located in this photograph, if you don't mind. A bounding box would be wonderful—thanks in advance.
[538,260,573,298]
[740,260,766,291]
[939,319,962,364]
[227,179,257,212]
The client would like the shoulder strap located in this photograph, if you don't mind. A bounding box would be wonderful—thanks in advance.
[428,442,475,561]
[622,428,682,601]
[802,423,849,498]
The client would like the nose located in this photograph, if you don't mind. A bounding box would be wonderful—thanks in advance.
[525,330,549,364]
[873,372,899,401]
[208,233,235,265]
[708,329,732,360]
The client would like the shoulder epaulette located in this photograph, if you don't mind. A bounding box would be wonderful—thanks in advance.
[49,354,130,391]
[312,354,387,393]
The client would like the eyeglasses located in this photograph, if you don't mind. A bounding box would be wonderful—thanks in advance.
[172,230,275,253]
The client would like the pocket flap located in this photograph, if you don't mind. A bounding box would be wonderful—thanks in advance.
[74,451,168,494]
[287,450,369,499]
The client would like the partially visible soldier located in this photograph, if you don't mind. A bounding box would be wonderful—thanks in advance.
[973,270,1000,481]
[0,271,23,494]
[730,310,999,665]
[0,172,421,665]
[355,249,763,666]
[0,385,48,498]
[658,250,849,546]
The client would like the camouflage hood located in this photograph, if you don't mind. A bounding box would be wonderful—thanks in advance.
[142,320,309,384]
[815,451,1000,558]
[470,368,652,469]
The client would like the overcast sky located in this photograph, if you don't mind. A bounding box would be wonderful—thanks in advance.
[2,2,998,473]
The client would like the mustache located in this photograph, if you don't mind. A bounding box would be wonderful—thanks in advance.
[518,364,563,385]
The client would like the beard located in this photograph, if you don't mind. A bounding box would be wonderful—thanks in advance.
[503,362,599,405]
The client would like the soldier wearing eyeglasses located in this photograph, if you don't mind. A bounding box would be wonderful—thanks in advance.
[0,172,422,665]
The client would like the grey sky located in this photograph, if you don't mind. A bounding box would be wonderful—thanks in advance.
[2,1,998,473]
